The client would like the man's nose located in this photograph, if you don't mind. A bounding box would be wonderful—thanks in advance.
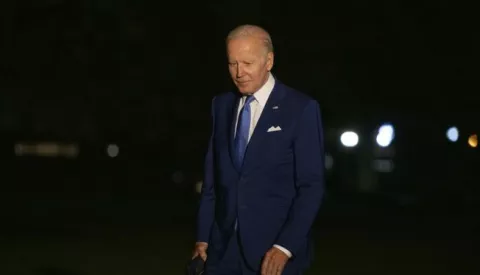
[236,64,245,78]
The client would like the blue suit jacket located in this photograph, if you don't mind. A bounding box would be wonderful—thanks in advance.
[197,79,325,270]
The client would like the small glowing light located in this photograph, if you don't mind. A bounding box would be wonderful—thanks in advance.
[107,144,119,157]
[340,131,359,147]
[172,170,185,184]
[446,127,459,142]
[195,181,203,194]
[325,154,334,170]
[373,159,394,173]
[14,143,78,158]
[468,134,478,148]
[376,124,395,147]
[14,144,24,156]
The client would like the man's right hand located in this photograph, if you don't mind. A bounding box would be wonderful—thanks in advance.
[192,242,208,261]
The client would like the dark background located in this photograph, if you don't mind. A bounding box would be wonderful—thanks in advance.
[0,1,478,274]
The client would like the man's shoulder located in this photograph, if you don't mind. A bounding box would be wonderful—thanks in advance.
[211,91,237,106]
[279,82,319,110]
[212,92,236,111]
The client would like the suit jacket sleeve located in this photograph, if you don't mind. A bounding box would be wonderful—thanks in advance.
[196,97,217,243]
[276,100,325,255]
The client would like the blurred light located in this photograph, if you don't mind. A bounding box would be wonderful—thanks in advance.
[107,144,119,157]
[195,181,203,194]
[468,134,478,148]
[376,124,395,147]
[340,131,359,147]
[172,170,185,184]
[14,144,23,156]
[446,127,459,142]
[14,143,78,158]
[325,154,333,170]
[373,159,394,173]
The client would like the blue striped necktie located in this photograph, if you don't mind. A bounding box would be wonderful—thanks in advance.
[234,95,255,170]
[234,95,255,230]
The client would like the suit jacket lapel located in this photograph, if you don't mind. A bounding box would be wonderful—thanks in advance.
[229,93,241,172]
[241,82,286,172]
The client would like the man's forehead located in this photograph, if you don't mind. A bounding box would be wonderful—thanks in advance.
[228,25,270,40]
[228,36,264,50]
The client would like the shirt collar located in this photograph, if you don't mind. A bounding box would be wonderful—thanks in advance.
[244,72,275,107]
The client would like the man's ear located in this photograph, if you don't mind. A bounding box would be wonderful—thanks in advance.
[266,52,274,71]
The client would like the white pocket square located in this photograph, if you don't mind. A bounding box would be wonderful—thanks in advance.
[267,126,282,132]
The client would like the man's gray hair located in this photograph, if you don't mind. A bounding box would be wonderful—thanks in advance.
[226,24,274,53]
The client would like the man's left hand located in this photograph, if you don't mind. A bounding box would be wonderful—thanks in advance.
[261,247,289,275]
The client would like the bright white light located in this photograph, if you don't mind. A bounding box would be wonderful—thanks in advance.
[107,144,119,157]
[376,124,395,147]
[446,127,459,142]
[340,131,359,147]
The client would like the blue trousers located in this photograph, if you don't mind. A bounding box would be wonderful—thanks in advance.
[205,232,302,275]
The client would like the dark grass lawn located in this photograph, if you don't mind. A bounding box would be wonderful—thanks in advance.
[1,160,476,275]
[1,202,476,275]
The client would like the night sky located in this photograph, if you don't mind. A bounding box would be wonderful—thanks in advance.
[0,1,478,145]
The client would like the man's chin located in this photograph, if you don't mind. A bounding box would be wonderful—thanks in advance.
[236,87,253,95]
[238,91,252,95]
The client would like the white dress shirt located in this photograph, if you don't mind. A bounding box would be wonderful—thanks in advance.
[234,73,293,258]
[234,72,275,139]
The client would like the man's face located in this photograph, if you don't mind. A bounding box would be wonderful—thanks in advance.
[227,36,274,95]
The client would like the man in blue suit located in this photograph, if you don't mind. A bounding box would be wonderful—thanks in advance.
[192,24,325,275]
